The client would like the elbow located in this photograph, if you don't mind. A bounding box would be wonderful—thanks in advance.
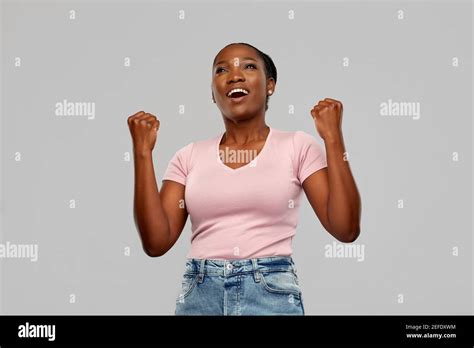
[327,217,361,243]
[145,250,164,258]
[138,225,171,258]
[347,227,361,243]
[336,226,360,243]
[143,244,167,258]
[346,229,360,243]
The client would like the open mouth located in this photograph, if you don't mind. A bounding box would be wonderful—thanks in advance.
[229,93,248,103]
[227,89,250,103]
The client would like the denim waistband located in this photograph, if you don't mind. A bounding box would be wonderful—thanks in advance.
[184,256,297,277]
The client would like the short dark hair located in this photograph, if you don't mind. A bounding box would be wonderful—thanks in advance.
[213,42,277,111]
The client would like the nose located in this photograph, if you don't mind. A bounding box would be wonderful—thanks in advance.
[227,66,245,83]
[227,75,244,88]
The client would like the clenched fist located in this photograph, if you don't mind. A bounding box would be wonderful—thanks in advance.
[127,111,160,154]
[310,98,343,142]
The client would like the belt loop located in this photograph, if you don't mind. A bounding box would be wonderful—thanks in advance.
[290,257,297,274]
[251,258,260,282]
[197,259,206,283]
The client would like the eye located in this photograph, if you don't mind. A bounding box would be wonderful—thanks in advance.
[215,63,256,74]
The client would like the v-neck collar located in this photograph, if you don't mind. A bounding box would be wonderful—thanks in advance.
[216,127,273,173]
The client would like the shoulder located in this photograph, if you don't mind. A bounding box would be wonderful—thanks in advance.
[292,129,319,143]
[268,127,296,146]
[292,130,324,151]
[174,132,219,155]
[271,128,317,142]
[170,132,221,170]
[267,127,322,152]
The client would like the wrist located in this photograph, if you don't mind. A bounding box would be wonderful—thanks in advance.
[134,149,153,159]
[322,131,343,144]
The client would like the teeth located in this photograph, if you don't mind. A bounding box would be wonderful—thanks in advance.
[227,88,249,97]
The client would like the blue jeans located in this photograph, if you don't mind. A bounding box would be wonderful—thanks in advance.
[174,256,305,315]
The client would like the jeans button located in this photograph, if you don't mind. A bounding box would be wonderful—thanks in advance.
[226,263,233,270]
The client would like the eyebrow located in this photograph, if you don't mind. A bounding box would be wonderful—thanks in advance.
[214,57,258,66]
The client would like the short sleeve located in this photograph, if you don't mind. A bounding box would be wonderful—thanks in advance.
[162,142,194,185]
[293,131,327,184]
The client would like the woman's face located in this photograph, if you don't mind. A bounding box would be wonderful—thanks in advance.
[211,44,275,121]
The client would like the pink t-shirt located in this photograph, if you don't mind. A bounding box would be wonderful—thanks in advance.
[161,127,327,260]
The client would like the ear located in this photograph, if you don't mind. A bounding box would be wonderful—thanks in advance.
[266,78,276,94]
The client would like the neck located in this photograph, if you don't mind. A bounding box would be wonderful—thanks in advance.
[221,118,269,146]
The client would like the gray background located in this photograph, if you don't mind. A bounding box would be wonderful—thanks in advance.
[1,0,472,315]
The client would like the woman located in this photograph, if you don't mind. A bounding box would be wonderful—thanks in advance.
[127,42,361,315]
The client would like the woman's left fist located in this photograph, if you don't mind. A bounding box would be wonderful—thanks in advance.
[310,98,343,141]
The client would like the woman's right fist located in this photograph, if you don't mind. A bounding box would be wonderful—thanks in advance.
[127,111,160,154]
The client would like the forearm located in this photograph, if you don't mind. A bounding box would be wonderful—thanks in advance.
[133,151,171,255]
[324,134,361,242]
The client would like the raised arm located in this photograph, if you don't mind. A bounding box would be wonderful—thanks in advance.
[303,98,361,243]
[128,111,188,257]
